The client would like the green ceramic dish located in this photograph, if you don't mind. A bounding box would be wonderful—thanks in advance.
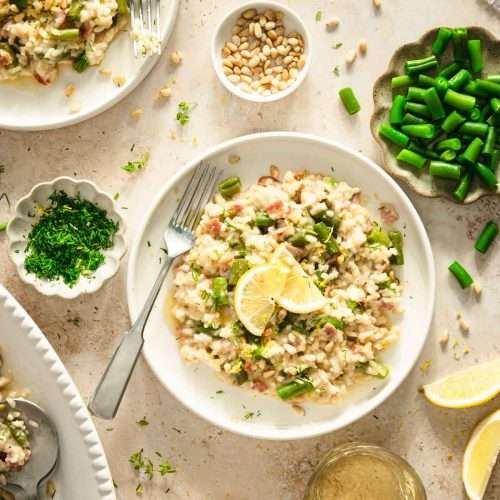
[371,27,500,204]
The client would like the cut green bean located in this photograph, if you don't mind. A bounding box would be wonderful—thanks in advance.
[438,62,461,79]
[429,161,462,179]
[441,110,466,133]
[483,127,498,156]
[229,259,249,286]
[436,137,462,151]
[418,74,436,88]
[72,52,89,73]
[407,86,428,102]
[459,121,488,138]
[49,28,80,41]
[389,95,406,125]
[480,103,492,122]
[476,79,500,97]
[462,137,484,164]
[277,377,314,400]
[434,76,449,97]
[401,113,426,125]
[68,0,83,19]
[255,211,274,228]
[423,87,446,120]
[448,260,473,288]
[313,222,333,243]
[401,124,437,139]
[405,55,438,75]
[440,150,457,162]
[469,107,481,122]
[317,317,345,331]
[453,170,473,202]
[391,75,414,89]
[212,277,229,307]
[474,221,498,254]
[452,28,468,62]
[408,142,440,159]
[288,232,308,247]
[432,27,453,55]
[475,162,498,188]
[396,149,427,169]
[444,89,476,111]
[487,74,500,84]
[467,40,483,73]
[463,81,488,98]
[379,123,410,147]
[338,87,361,115]
[490,150,500,171]
[448,69,471,91]
[389,231,404,265]
[218,176,241,198]
[405,102,431,119]
[367,228,392,247]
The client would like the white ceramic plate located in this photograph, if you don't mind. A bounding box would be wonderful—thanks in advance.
[0,284,116,499]
[0,1,179,131]
[127,132,435,440]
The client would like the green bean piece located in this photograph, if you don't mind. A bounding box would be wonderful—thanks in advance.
[288,232,308,248]
[467,39,483,73]
[483,127,498,156]
[474,162,498,189]
[462,137,484,165]
[474,221,499,254]
[423,87,445,120]
[212,277,228,307]
[389,231,404,265]
[408,142,440,159]
[68,0,84,19]
[404,55,438,75]
[367,228,392,247]
[378,123,410,147]
[11,0,27,9]
[400,124,437,139]
[432,27,453,55]
[49,28,80,41]
[317,317,345,331]
[401,113,426,125]
[117,0,129,14]
[434,76,449,97]
[396,149,427,169]
[312,210,338,228]
[476,79,500,98]
[453,170,473,202]
[448,69,471,91]
[436,137,462,151]
[418,74,436,88]
[325,239,340,255]
[229,259,249,286]
[255,211,274,228]
[391,75,414,89]
[338,87,361,115]
[452,28,468,62]
[404,102,431,119]
[490,150,500,171]
[313,222,332,243]
[459,122,488,138]
[277,377,314,400]
[72,52,89,73]
[439,62,461,79]
[448,260,473,288]
[488,98,500,127]
[469,107,481,122]
[407,86,427,103]
[441,110,466,133]
[479,103,492,122]
[389,95,406,125]
[487,74,500,84]
[463,81,488,98]
[440,149,457,162]
[218,176,241,198]
[429,161,462,179]
[444,89,476,111]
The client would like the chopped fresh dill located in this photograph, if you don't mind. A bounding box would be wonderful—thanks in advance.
[176,101,191,126]
[332,65,340,76]
[333,42,343,49]
[136,416,149,427]
[121,152,150,173]
[315,10,322,22]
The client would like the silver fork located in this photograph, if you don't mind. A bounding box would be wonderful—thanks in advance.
[130,0,161,56]
[88,163,219,420]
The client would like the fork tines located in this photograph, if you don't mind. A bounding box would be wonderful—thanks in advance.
[130,0,161,57]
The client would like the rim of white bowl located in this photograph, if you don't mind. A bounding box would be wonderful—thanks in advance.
[127,131,436,440]
[211,1,312,103]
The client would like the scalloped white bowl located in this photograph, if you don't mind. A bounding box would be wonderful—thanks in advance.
[7,177,126,299]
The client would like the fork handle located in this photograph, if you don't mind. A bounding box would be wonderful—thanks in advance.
[88,254,174,420]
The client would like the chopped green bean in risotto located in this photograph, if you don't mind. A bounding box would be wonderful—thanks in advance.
[170,169,404,403]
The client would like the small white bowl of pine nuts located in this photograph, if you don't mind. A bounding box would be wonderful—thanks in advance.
[212,1,311,103]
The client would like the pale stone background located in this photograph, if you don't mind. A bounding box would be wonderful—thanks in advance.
[1,0,499,498]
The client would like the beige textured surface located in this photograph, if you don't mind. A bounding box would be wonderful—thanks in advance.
[0,1,499,498]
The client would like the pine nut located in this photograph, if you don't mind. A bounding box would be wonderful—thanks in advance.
[239,42,249,51]
[242,8,256,19]
[358,38,368,55]
[326,17,339,30]
[223,66,232,76]
[241,66,252,76]
[297,58,305,70]
[288,37,299,46]
[265,21,275,30]
[170,50,183,65]
[254,23,262,38]
[248,55,260,67]
[345,49,357,64]
[241,75,252,84]
[268,30,277,40]
[259,15,266,26]
[228,74,240,83]
[282,69,289,81]
[227,42,238,52]
[232,35,241,46]
[159,86,172,98]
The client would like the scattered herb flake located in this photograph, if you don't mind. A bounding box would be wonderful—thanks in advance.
[147,240,151,247]
[158,462,176,475]
[0,223,6,232]
[129,449,145,470]
[315,10,322,22]
[333,42,343,49]
[113,192,120,200]
[135,483,144,496]
[216,389,224,394]
[244,411,254,420]
[67,317,81,327]
[176,101,191,126]
[136,416,149,427]
[332,65,340,76]
[121,152,150,173]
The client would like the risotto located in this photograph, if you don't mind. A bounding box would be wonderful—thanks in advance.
[170,168,404,403]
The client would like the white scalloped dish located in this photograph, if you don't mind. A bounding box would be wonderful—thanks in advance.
[7,177,126,299]
[0,284,116,499]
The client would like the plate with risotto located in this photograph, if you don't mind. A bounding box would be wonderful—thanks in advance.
[127,132,435,440]
[0,284,115,498]
[0,0,179,130]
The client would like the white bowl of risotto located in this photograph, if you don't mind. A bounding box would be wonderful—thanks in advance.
[127,132,435,440]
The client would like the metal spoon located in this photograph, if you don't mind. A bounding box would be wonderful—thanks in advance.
[0,399,59,500]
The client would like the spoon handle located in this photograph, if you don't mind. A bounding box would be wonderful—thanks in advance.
[88,255,173,419]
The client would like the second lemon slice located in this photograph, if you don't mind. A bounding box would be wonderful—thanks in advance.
[234,264,288,336]
[272,245,327,314]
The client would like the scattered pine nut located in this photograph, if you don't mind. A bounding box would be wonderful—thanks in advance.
[64,83,75,97]
[373,0,382,8]
[439,330,449,345]
[99,68,112,77]
[458,318,470,334]
[159,86,172,98]
[130,108,143,120]
[112,75,126,87]
[170,50,183,65]
[472,281,481,297]
[325,17,340,30]
[358,38,368,55]
[345,49,357,65]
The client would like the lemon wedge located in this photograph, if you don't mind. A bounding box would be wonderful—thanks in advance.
[422,358,500,408]
[463,409,500,500]
[272,245,327,314]
[233,264,288,336]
